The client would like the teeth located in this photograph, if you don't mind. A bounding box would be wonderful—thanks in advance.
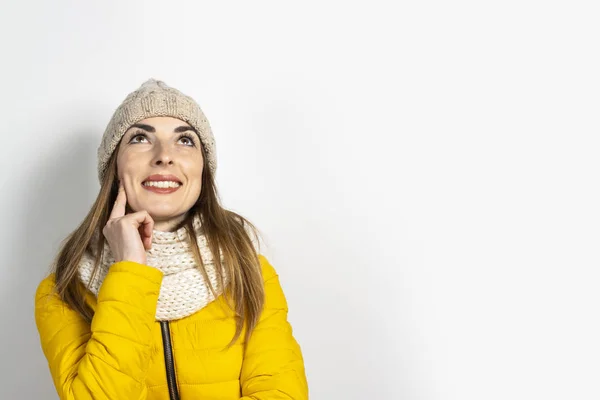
[143,181,181,188]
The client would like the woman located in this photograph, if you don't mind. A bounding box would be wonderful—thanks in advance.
[34,78,308,400]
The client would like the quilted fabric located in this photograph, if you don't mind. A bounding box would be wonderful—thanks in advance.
[34,255,308,399]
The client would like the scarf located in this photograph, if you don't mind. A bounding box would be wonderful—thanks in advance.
[77,213,227,321]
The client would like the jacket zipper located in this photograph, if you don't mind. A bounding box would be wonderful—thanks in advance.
[160,321,181,400]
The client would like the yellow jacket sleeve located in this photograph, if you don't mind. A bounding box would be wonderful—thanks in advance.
[240,255,309,399]
[34,261,163,400]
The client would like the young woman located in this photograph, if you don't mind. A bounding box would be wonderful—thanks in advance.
[34,78,308,400]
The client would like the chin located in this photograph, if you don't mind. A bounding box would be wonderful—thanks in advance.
[130,204,173,218]
[147,211,180,220]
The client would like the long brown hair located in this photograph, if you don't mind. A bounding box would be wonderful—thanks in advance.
[50,136,265,347]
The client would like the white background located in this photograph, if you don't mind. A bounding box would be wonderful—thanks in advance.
[1,1,599,399]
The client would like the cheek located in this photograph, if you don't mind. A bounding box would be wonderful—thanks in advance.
[117,153,140,178]
[188,168,203,190]
[186,166,203,197]
[183,158,204,180]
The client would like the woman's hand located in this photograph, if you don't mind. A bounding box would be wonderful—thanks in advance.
[103,180,154,265]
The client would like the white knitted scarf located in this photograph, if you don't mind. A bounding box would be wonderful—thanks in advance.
[77,213,228,321]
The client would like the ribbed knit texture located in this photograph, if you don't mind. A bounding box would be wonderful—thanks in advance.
[78,213,228,321]
[97,78,217,184]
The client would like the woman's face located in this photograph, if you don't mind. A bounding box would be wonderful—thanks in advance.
[116,116,204,229]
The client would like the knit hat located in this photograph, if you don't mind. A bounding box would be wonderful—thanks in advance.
[97,78,216,184]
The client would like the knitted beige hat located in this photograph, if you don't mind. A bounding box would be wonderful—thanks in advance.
[97,78,216,183]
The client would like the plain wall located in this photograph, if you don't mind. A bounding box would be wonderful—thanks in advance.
[1,1,599,399]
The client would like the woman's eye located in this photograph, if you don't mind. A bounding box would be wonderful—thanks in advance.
[130,133,148,143]
[128,132,195,147]
[179,134,196,147]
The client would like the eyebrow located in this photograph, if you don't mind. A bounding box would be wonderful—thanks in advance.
[130,123,197,134]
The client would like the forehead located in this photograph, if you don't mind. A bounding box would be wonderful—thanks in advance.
[129,116,192,131]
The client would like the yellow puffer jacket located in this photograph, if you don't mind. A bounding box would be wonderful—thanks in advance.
[35,254,308,399]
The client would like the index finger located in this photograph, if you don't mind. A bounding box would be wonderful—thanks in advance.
[109,180,127,220]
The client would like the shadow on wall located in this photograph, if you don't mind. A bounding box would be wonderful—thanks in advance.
[0,131,98,398]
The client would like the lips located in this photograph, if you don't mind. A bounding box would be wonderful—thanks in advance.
[142,183,181,194]
[142,174,182,184]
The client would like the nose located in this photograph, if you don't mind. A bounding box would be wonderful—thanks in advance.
[153,145,175,166]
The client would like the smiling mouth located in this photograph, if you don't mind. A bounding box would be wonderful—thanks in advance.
[141,181,182,193]
[142,181,182,188]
